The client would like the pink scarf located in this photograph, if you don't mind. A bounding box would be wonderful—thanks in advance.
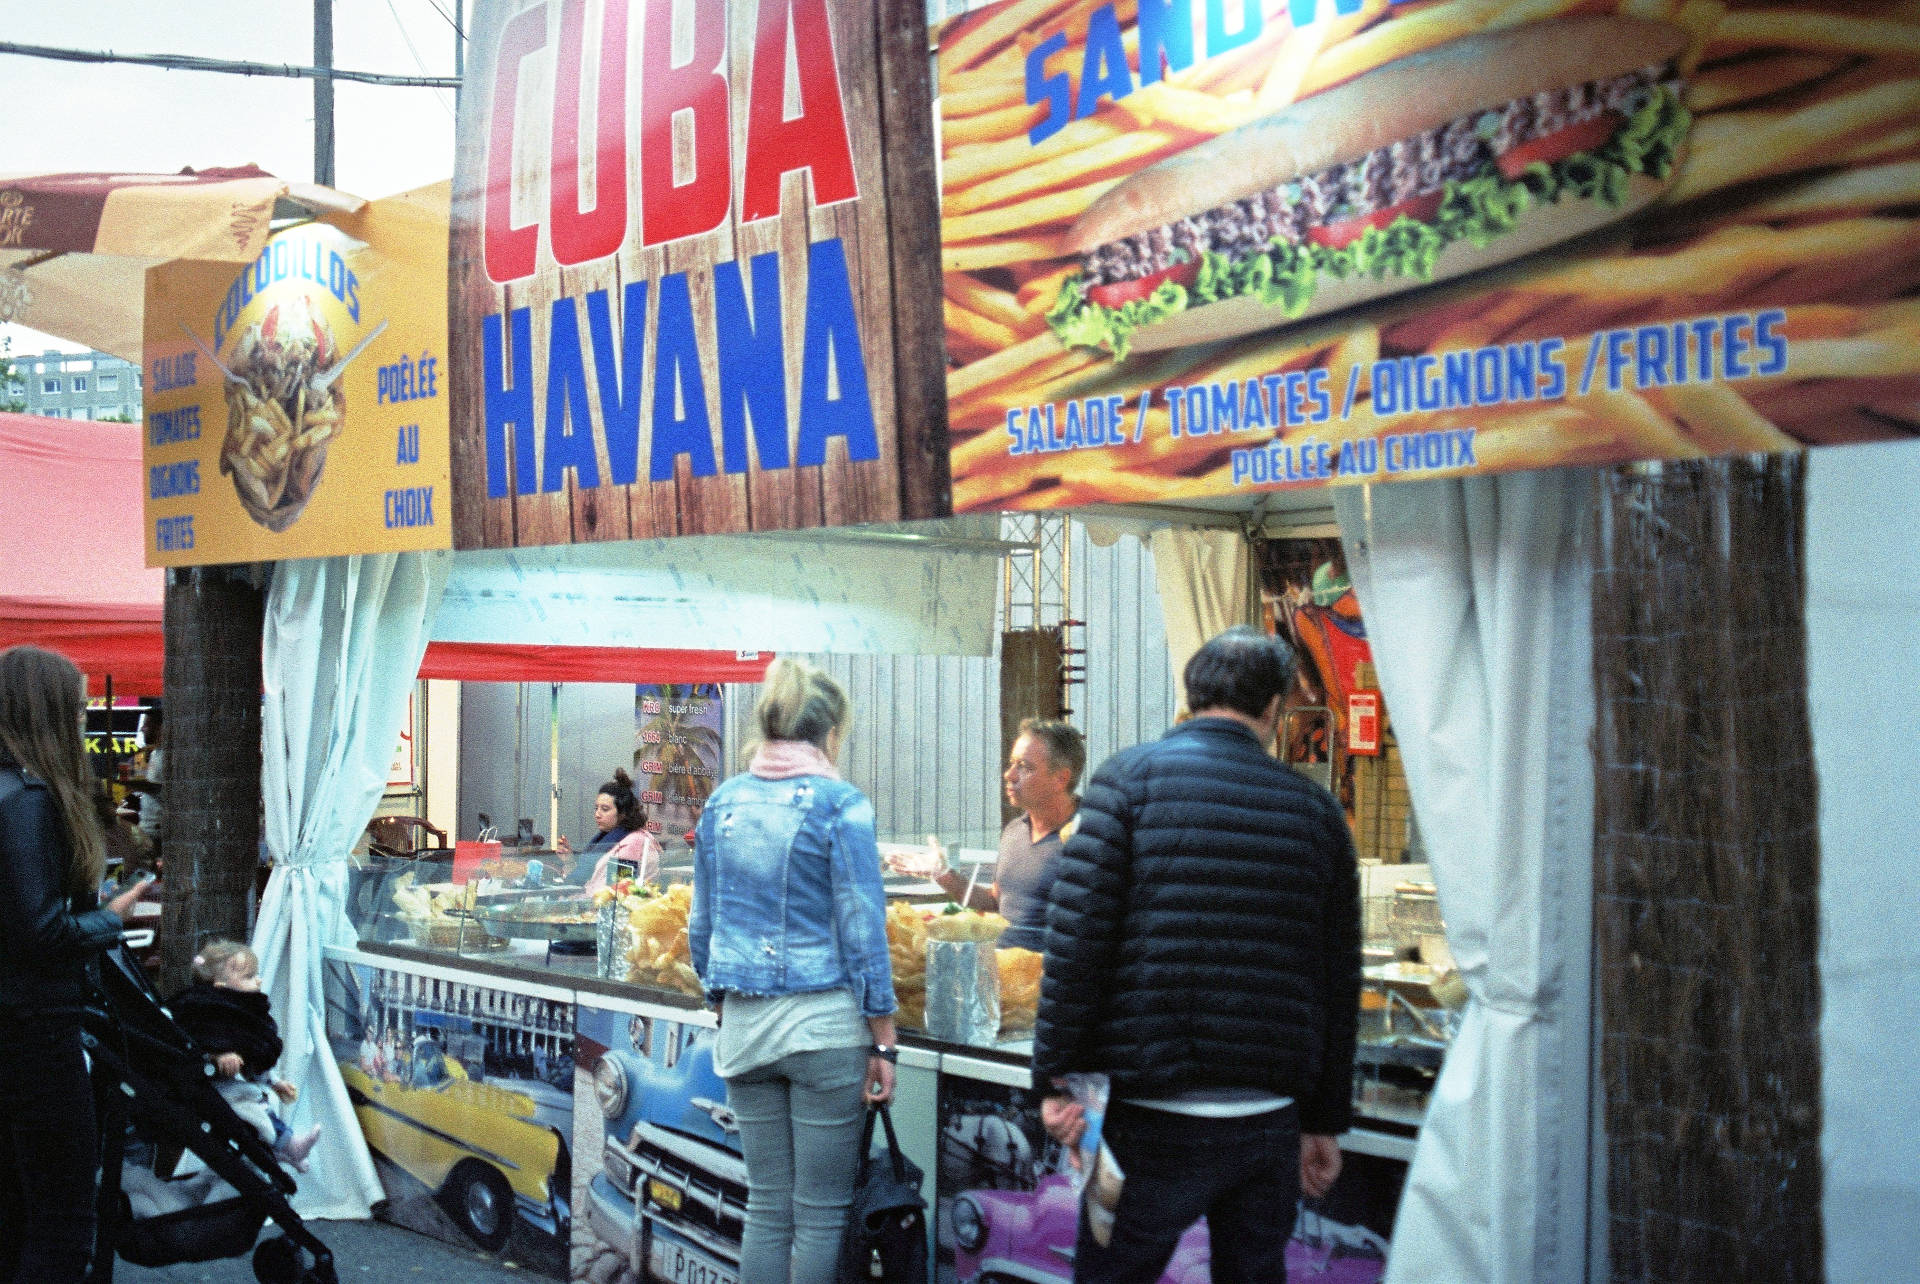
[749,740,840,781]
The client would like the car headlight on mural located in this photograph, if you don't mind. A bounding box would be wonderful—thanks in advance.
[952,1193,989,1253]
[595,1055,628,1119]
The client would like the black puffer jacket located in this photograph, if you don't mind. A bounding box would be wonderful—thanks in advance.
[0,762,123,1015]
[1031,717,1361,1135]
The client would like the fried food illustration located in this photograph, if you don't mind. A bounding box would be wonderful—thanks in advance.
[206,299,378,532]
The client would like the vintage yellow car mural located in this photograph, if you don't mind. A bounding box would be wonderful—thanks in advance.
[340,1041,570,1252]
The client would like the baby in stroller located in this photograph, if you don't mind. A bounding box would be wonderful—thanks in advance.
[170,941,323,1172]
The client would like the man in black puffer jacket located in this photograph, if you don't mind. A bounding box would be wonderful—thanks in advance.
[1032,626,1360,1284]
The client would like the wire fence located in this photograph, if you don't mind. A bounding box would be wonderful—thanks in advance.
[1592,454,1823,1283]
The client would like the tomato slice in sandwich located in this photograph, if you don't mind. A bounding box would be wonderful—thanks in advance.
[1086,256,1200,309]
[1495,112,1623,181]
[1307,189,1446,251]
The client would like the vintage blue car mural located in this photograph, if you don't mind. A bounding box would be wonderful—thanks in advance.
[582,1012,745,1284]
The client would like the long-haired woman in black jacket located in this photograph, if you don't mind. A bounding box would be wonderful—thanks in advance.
[0,646,151,1282]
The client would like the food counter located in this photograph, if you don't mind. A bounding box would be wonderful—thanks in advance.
[332,846,1426,1283]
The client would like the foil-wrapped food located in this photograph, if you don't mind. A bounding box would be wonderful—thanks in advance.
[927,937,1001,1046]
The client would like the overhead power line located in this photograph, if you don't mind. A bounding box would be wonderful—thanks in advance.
[0,40,459,89]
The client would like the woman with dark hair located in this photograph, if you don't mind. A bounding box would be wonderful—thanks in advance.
[0,646,151,1282]
[554,766,662,890]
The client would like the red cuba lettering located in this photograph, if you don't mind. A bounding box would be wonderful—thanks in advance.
[740,0,859,222]
[549,0,630,266]
[640,0,731,247]
[484,3,551,284]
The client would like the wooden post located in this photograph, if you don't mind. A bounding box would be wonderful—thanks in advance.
[160,567,264,994]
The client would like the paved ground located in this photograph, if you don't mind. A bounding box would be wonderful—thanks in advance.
[109,1215,549,1283]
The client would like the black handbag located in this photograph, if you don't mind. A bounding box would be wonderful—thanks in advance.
[837,1104,928,1283]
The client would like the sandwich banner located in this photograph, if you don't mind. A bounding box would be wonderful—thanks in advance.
[141,183,453,566]
[936,0,1920,513]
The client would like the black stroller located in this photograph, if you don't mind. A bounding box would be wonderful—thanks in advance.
[82,942,338,1284]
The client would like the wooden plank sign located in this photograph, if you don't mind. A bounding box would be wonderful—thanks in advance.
[449,0,950,550]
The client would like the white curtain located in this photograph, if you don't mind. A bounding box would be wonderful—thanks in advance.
[1333,470,1596,1284]
[253,551,451,1219]
[1149,526,1257,709]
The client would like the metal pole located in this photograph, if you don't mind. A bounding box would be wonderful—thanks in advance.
[548,683,560,851]
[314,0,335,186]
[513,683,525,831]
[453,0,465,81]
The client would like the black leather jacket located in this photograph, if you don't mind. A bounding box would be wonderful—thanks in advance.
[0,762,123,1015]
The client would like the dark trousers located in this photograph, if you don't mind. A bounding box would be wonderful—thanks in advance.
[0,1014,100,1283]
[1073,1101,1301,1284]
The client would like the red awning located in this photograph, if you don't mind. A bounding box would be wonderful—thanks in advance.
[0,413,166,694]
[418,643,770,685]
[0,411,771,691]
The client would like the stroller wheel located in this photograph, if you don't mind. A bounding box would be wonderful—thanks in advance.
[442,1159,513,1252]
[252,1234,303,1284]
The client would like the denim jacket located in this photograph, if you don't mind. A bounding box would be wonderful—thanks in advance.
[689,771,896,1018]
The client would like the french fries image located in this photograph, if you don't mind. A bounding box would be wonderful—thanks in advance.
[936,0,1920,511]
[212,297,379,533]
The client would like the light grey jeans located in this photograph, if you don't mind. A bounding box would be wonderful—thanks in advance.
[725,1045,868,1284]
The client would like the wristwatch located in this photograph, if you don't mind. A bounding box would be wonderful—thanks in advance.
[869,1044,899,1063]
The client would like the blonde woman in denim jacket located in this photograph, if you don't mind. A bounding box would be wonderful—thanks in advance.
[689,658,897,1284]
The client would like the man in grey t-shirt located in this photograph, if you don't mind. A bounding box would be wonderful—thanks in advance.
[932,718,1083,951]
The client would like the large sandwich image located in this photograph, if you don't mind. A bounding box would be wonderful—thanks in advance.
[1047,16,1692,359]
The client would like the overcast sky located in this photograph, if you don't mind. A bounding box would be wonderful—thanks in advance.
[2,0,460,354]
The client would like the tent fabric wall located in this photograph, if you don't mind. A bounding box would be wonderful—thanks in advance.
[0,413,165,690]
[1805,440,1920,1280]
[1149,526,1259,707]
[253,550,451,1219]
[1334,470,1595,1284]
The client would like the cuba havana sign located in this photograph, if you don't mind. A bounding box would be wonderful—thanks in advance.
[449,0,949,548]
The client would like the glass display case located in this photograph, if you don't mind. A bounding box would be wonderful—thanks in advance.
[346,838,1453,1121]
[1354,869,1457,1130]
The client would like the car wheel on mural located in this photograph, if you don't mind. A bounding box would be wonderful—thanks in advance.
[445,1158,516,1252]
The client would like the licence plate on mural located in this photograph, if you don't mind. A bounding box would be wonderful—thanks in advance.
[647,1235,737,1284]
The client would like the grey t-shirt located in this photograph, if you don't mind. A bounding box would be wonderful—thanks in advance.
[712,988,867,1080]
[995,811,1074,952]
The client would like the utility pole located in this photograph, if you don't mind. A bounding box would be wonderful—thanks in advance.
[315,0,335,186]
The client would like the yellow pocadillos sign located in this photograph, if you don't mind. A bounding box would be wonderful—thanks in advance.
[141,183,453,566]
